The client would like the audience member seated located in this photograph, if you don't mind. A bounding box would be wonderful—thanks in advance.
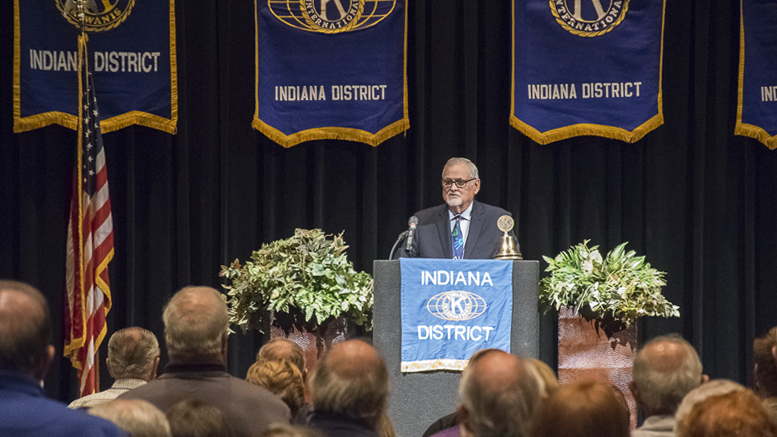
[70,326,160,409]
[247,359,306,419]
[674,379,745,428]
[118,286,290,436]
[0,280,124,437]
[421,350,549,437]
[527,358,559,400]
[89,399,172,437]
[375,411,397,437]
[456,350,541,437]
[255,338,306,377]
[166,398,234,437]
[531,380,630,437]
[630,334,707,437]
[675,389,777,437]
[253,337,311,424]
[755,327,777,421]
[259,424,324,437]
[308,340,389,437]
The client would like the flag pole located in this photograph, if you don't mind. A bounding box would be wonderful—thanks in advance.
[77,0,102,394]
[77,0,96,394]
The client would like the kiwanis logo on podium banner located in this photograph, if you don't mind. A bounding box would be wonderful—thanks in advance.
[13,0,177,134]
[254,0,409,147]
[735,0,777,150]
[511,0,665,144]
[400,259,513,373]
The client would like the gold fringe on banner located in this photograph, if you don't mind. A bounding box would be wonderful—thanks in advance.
[734,2,777,150]
[253,0,409,147]
[253,118,410,148]
[509,0,666,145]
[12,0,178,135]
[510,113,664,145]
[102,111,178,134]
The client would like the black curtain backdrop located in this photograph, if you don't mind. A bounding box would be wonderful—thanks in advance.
[2,0,777,405]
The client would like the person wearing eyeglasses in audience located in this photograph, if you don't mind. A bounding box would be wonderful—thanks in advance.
[398,157,515,260]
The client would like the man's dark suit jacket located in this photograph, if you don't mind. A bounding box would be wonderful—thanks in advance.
[118,361,290,437]
[398,200,513,259]
[309,411,379,437]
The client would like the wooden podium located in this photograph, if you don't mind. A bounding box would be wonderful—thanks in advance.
[372,260,540,437]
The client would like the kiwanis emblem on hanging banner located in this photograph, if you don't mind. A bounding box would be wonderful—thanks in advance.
[56,0,136,32]
[14,0,177,133]
[255,0,408,147]
[511,0,663,144]
[550,0,629,37]
[270,0,396,33]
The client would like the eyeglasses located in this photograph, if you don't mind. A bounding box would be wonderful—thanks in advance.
[442,178,477,189]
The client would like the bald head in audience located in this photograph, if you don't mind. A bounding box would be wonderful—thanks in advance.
[310,340,389,431]
[631,335,706,417]
[0,280,125,437]
[0,280,54,380]
[457,350,540,437]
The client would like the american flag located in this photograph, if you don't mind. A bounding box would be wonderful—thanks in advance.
[64,35,114,397]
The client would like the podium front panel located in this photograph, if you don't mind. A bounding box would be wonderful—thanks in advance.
[373,259,539,437]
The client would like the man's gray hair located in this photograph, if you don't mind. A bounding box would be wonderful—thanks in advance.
[458,350,541,437]
[443,157,479,179]
[162,286,228,362]
[108,327,160,379]
[632,334,703,415]
[90,399,172,437]
[310,341,389,429]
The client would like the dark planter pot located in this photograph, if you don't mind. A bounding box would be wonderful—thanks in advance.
[267,307,350,373]
[557,306,638,429]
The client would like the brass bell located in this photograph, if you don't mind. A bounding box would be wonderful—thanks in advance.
[493,215,523,260]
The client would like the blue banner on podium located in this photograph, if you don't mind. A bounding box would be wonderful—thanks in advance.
[400,259,513,372]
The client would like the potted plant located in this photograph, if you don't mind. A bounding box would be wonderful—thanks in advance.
[219,229,373,347]
[540,240,680,427]
[539,240,679,336]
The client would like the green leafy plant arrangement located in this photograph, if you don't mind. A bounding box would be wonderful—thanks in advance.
[539,240,679,332]
[219,229,374,334]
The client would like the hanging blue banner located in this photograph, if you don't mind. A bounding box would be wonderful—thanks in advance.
[13,0,177,134]
[400,259,513,373]
[253,0,409,148]
[511,0,665,144]
[735,0,777,150]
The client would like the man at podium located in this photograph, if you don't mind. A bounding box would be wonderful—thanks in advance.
[398,157,513,259]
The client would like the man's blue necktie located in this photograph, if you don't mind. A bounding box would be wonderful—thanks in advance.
[451,215,464,259]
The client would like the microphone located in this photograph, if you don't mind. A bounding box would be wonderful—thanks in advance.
[405,216,419,251]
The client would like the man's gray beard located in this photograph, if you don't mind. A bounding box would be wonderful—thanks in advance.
[446,194,462,207]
